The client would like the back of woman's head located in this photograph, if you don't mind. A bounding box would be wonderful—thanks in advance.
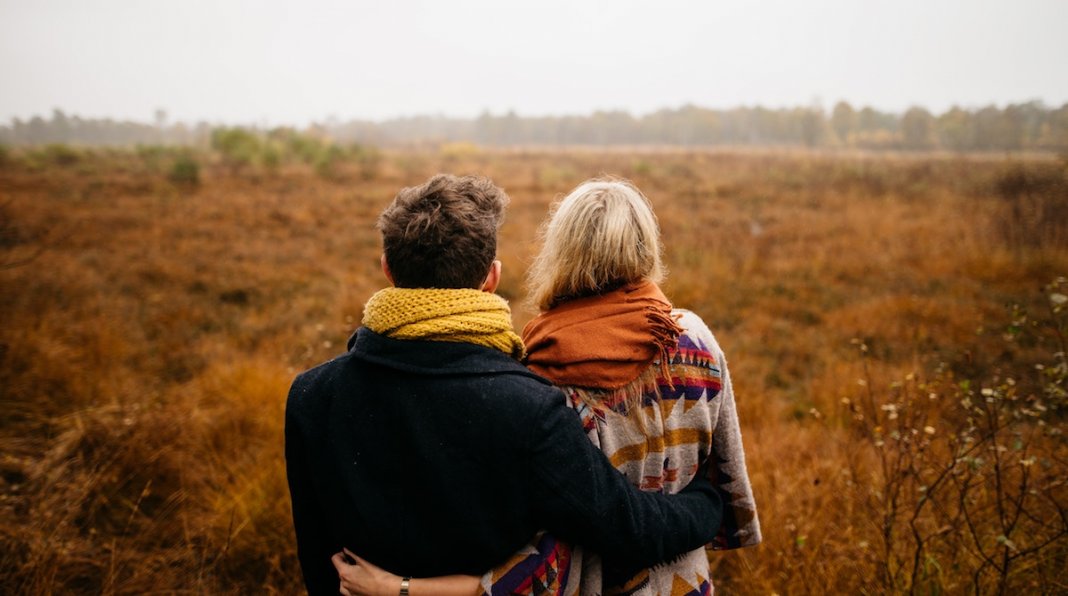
[527,178,664,311]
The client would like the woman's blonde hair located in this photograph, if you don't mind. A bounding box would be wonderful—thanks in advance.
[527,178,664,311]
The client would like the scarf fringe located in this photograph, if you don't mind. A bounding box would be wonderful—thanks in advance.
[644,305,684,391]
[569,366,663,434]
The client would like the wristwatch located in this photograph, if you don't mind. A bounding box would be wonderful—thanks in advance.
[399,576,411,596]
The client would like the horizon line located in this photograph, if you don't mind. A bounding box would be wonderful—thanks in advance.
[4,97,1065,129]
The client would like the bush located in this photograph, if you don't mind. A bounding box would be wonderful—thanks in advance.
[285,131,327,165]
[41,143,81,166]
[211,128,261,173]
[137,145,168,172]
[314,145,343,179]
[261,143,282,174]
[168,154,200,186]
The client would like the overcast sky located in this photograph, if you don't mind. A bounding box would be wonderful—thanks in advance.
[1,0,1066,125]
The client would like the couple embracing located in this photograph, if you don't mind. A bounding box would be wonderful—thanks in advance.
[285,174,760,595]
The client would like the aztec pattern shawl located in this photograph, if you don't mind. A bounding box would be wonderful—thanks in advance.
[480,309,761,596]
[362,287,525,359]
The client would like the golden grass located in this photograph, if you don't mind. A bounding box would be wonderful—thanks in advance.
[1,148,1065,593]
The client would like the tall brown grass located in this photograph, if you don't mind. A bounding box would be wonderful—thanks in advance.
[1,147,1065,594]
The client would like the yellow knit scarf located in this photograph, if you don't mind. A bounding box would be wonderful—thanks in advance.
[362,287,526,360]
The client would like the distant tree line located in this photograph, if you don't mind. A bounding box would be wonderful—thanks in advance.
[2,101,1067,152]
[0,109,213,147]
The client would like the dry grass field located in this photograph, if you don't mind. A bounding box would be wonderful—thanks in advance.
[1,146,1066,594]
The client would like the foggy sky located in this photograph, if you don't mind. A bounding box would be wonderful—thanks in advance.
[1,0,1066,125]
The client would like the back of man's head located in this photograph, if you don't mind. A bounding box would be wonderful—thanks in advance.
[377,174,509,289]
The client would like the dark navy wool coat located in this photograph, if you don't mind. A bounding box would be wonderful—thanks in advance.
[285,328,722,595]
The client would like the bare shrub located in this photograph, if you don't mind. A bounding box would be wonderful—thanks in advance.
[842,278,1068,594]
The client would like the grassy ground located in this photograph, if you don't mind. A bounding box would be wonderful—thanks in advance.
[1,147,1066,594]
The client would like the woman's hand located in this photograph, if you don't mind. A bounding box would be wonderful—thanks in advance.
[331,548,401,596]
[331,548,482,596]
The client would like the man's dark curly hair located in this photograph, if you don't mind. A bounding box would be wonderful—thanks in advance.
[377,174,509,289]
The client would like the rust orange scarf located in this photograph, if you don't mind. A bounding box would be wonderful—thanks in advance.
[521,281,683,390]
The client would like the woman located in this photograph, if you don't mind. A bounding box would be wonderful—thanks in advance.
[334,178,761,595]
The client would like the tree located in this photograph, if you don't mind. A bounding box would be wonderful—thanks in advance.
[831,101,857,146]
[973,105,1006,150]
[51,109,70,144]
[937,107,974,152]
[1042,103,1068,152]
[798,107,827,147]
[901,107,935,150]
[154,109,168,144]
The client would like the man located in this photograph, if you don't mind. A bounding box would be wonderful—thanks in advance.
[285,174,723,595]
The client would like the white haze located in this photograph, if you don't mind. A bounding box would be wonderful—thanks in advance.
[1,0,1066,125]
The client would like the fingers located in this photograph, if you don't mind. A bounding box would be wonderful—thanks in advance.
[331,551,350,573]
[336,548,372,572]
[339,586,351,596]
[342,547,366,565]
[345,550,373,568]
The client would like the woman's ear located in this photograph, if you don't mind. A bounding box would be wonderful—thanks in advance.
[481,260,502,293]
[381,254,396,286]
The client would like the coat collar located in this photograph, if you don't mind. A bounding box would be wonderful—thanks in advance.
[346,327,551,383]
